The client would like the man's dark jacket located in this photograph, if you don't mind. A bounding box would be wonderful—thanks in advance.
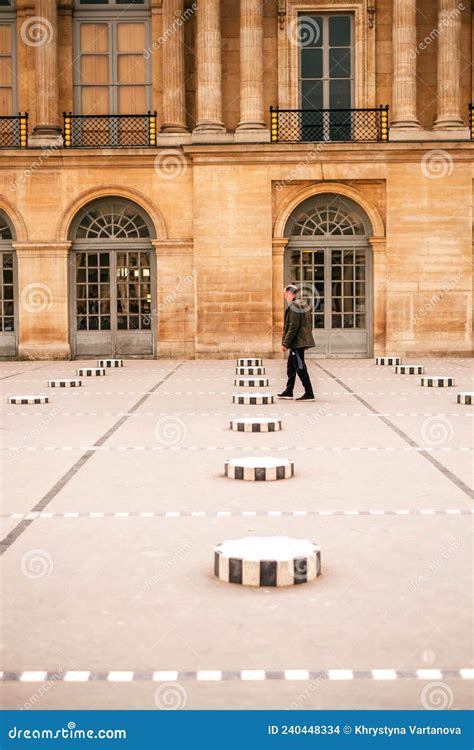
[282,300,316,350]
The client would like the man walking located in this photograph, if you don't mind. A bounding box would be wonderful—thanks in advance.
[278,284,316,401]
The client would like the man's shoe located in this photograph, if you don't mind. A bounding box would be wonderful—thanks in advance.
[296,393,315,401]
[277,391,294,399]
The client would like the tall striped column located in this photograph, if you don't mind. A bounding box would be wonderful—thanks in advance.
[391,0,420,129]
[433,0,464,129]
[161,0,188,132]
[236,0,265,131]
[194,0,226,132]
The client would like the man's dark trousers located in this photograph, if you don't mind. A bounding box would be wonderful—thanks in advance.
[286,348,314,395]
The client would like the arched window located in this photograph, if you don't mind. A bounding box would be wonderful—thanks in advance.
[69,197,156,358]
[284,193,372,358]
[70,197,154,239]
[285,194,371,238]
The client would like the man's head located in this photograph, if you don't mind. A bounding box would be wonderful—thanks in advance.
[284,284,299,304]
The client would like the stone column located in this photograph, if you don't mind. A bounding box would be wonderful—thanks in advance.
[161,0,188,133]
[434,0,464,129]
[391,0,420,129]
[237,0,265,131]
[14,243,71,359]
[29,0,63,146]
[194,0,226,132]
[272,238,288,355]
[369,237,387,356]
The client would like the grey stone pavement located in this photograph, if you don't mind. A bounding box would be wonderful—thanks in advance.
[0,357,472,711]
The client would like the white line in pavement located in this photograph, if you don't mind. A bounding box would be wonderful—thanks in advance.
[3,509,472,519]
[5,668,472,682]
[5,445,472,452]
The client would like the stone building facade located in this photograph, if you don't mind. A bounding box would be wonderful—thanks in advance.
[0,0,472,359]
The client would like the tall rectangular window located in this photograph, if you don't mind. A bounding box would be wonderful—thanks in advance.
[74,2,151,114]
[299,13,353,110]
[0,21,15,115]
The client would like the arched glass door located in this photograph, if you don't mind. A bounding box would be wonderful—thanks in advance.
[69,197,156,357]
[0,211,17,358]
[284,194,372,357]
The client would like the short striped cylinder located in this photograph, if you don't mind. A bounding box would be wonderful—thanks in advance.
[232,393,274,405]
[395,365,424,375]
[237,358,262,367]
[97,359,123,368]
[234,377,269,387]
[457,392,473,405]
[235,367,265,376]
[225,456,294,481]
[76,368,106,377]
[230,418,282,432]
[8,395,49,405]
[214,536,321,587]
[376,356,401,366]
[421,376,455,387]
[48,379,82,388]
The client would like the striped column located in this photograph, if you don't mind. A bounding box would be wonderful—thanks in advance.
[391,0,420,129]
[433,0,464,129]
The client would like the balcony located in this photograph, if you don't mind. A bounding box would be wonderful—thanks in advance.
[63,112,157,148]
[270,106,389,144]
[0,114,28,148]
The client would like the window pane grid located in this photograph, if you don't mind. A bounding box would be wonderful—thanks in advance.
[76,251,111,331]
[0,251,14,332]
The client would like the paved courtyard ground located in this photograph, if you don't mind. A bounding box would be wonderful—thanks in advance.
[0,357,472,711]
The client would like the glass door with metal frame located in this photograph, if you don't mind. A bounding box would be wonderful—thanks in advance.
[73,247,154,357]
[286,242,371,357]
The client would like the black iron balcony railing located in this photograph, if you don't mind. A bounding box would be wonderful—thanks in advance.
[0,113,28,148]
[63,112,157,148]
[270,106,389,143]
